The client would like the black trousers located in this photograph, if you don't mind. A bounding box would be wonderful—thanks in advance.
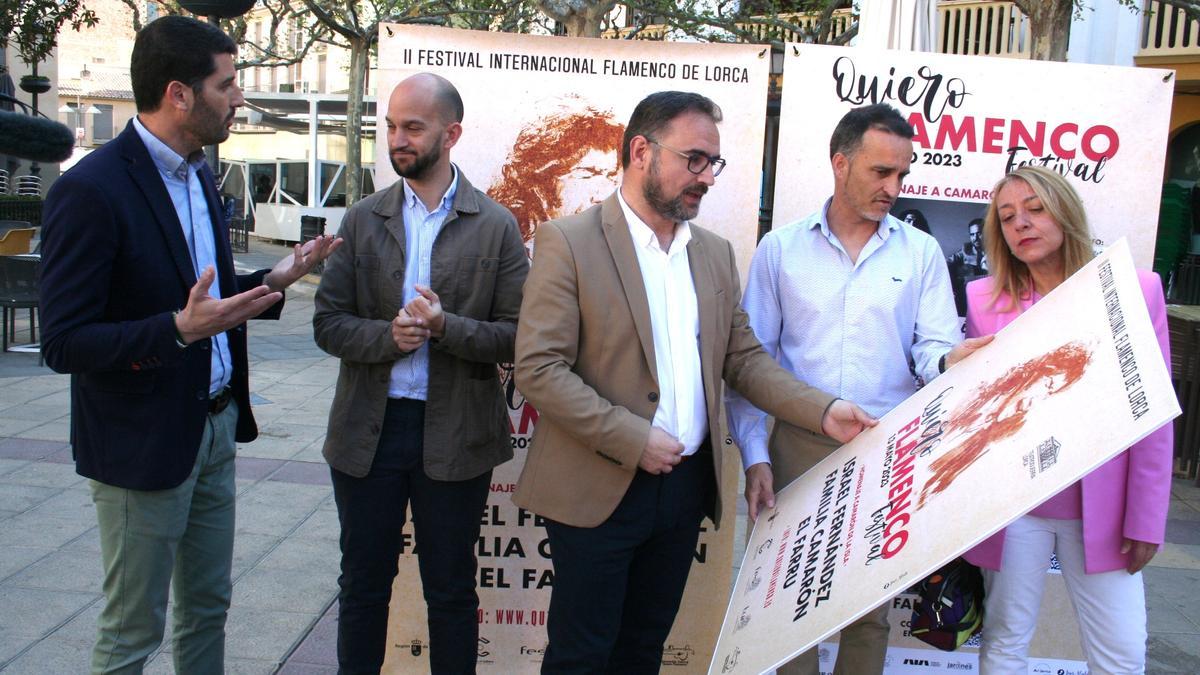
[541,440,715,674]
[331,398,491,675]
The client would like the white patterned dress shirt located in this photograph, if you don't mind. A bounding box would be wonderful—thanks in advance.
[726,200,959,467]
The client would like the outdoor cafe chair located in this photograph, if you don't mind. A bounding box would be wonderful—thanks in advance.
[0,220,31,236]
[0,227,33,255]
[0,254,40,359]
[14,175,40,198]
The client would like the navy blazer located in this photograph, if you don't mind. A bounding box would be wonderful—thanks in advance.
[40,120,282,490]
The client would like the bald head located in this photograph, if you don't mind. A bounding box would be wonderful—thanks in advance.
[385,73,464,183]
[391,72,464,126]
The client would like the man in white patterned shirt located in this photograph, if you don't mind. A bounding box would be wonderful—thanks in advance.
[726,103,990,675]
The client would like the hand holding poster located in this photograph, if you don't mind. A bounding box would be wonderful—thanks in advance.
[710,239,1180,675]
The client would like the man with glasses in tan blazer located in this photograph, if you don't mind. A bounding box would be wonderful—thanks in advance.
[514,90,876,673]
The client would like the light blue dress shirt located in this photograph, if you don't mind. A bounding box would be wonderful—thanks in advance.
[388,168,459,401]
[725,200,959,467]
[132,116,231,396]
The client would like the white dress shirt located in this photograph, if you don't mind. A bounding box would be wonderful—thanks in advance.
[726,200,959,467]
[617,191,708,456]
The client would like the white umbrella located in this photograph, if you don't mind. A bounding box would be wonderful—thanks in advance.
[856,0,938,51]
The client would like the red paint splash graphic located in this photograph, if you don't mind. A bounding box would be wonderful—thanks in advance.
[918,341,1092,508]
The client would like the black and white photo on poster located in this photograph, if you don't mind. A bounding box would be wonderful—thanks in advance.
[892,196,988,322]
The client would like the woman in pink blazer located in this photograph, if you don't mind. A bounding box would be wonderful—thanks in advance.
[961,166,1173,674]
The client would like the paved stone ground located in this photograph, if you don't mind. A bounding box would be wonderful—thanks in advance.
[1,238,1199,673]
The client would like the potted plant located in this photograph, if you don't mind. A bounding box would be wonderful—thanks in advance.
[17,74,49,95]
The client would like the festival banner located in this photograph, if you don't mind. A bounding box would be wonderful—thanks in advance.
[772,44,1173,324]
[374,24,771,673]
[710,239,1180,675]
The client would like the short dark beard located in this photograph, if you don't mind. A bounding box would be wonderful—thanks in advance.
[188,94,231,147]
[642,150,705,223]
[391,141,442,181]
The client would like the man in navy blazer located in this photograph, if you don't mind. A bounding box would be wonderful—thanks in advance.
[39,16,338,673]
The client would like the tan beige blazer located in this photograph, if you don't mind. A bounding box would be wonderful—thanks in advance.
[513,194,836,529]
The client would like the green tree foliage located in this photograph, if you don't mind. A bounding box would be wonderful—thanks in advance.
[0,0,99,66]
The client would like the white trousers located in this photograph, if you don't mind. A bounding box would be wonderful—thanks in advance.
[979,516,1147,675]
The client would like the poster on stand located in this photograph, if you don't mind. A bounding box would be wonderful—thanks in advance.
[772,44,1173,325]
[374,24,771,673]
[710,239,1180,675]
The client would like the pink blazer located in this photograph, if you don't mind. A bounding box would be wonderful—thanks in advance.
[961,270,1174,574]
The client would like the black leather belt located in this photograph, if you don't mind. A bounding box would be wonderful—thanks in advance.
[208,387,232,415]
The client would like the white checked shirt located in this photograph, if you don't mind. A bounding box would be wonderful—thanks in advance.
[618,191,708,456]
[726,200,959,467]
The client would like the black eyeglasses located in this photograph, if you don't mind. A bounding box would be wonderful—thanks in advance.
[648,139,726,177]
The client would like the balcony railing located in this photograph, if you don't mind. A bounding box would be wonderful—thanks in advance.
[938,0,1029,58]
[734,9,855,44]
[1139,0,1200,59]
[603,24,670,40]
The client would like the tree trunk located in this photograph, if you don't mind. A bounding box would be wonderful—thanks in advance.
[344,35,369,206]
[1026,0,1072,62]
[561,13,600,37]
[536,0,617,38]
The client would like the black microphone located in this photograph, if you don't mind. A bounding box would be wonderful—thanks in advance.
[0,110,76,164]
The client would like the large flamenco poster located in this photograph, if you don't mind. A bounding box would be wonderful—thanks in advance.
[710,240,1180,674]
[374,24,770,673]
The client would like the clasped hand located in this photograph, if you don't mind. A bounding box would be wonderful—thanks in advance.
[392,285,444,352]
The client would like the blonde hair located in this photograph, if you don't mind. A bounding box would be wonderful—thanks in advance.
[982,166,1095,312]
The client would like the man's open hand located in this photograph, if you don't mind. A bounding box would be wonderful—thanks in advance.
[263,234,343,292]
[175,266,281,345]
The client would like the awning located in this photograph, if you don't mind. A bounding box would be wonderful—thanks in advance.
[239,92,377,136]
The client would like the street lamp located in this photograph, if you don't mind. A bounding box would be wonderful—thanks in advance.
[57,67,100,147]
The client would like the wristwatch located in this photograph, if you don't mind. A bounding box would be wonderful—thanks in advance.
[171,310,188,349]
